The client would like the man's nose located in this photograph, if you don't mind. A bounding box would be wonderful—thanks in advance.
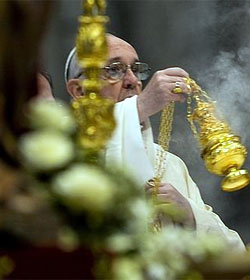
[122,68,139,89]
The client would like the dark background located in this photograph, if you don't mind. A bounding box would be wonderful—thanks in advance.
[42,0,250,244]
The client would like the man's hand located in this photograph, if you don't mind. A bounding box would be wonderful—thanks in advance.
[137,67,190,122]
[145,181,196,228]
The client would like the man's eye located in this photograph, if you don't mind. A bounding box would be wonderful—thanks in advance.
[131,64,139,73]
[109,65,120,72]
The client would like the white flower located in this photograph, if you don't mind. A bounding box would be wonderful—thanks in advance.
[52,164,115,212]
[141,227,226,278]
[130,199,150,221]
[128,199,151,232]
[106,234,134,253]
[29,99,75,133]
[57,227,80,252]
[19,130,74,171]
[113,257,143,280]
[196,232,226,256]
[146,263,166,280]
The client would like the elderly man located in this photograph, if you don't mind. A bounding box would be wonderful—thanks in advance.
[65,34,245,250]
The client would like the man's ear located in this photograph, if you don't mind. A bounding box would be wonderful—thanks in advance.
[66,79,83,99]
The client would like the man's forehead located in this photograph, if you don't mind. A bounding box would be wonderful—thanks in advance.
[107,35,139,60]
[107,35,131,47]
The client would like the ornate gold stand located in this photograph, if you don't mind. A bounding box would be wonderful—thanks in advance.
[71,0,116,160]
[185,78,250,191]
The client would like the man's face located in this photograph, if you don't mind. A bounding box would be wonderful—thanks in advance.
[100,36,142,102]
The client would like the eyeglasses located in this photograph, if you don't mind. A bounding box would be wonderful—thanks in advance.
[75,62,151,82]
[102,62,151,81]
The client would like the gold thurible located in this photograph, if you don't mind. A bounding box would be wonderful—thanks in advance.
[185,77,250,192]
[71,0,116,160]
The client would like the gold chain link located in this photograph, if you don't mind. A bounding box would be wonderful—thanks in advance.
[185,78,203,144]
[151,101,174,232]
[152,78,199,231]
[186,93,199,141]
[155,101,175,182]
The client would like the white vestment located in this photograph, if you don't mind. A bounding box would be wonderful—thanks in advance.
[105,95,245,251]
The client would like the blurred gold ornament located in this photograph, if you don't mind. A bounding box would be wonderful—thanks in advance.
[184,77,250,192]
[0,256,15,279]
[72,94,115,152]
[72,0,116,155]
